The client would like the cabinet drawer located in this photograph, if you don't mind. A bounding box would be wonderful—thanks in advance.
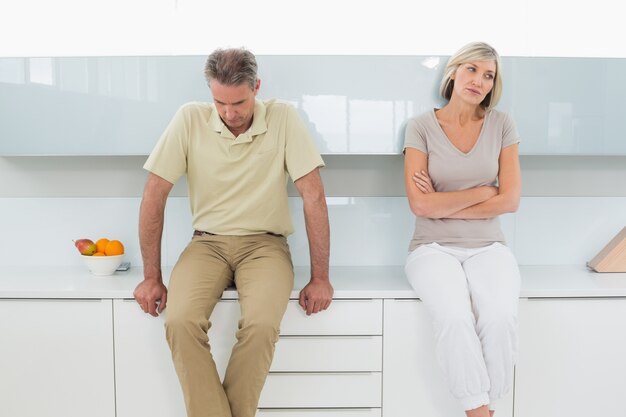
[257,409,381,417]
[280,300,382,335]
[271,336,382,371]
[259,373,381,408]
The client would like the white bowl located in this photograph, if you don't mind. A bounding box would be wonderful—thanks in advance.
[81,254,123,276]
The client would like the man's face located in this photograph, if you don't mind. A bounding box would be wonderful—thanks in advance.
[210,79,260,136]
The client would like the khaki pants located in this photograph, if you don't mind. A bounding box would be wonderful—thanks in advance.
[165,233,294,417]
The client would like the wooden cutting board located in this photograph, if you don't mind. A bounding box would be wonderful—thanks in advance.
[588,226,626,272]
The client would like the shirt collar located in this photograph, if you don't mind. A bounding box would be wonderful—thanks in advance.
[208,99,268,141]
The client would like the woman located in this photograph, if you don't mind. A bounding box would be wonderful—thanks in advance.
[403,42,521,417]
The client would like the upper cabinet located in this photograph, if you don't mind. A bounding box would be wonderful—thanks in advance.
[0,56,208,155]
[1,55,625,156]
[502,58,626,155]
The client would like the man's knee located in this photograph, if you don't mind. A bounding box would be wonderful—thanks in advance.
[165,306,211,344]
[236,318,280,344]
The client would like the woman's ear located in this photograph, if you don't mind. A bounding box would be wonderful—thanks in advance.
[451,65,459,80]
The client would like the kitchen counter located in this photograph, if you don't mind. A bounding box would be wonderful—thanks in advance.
[1,265,625,299]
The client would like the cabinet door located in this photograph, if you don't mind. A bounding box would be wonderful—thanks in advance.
[515,298,626,417]
[0,299,115,417]
[383,299,513,417]
[113,299,239,417]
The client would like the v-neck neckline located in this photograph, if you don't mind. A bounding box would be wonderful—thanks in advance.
[431,108,489,157]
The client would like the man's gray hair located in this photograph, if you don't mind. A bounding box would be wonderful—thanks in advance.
[204,48,258,90]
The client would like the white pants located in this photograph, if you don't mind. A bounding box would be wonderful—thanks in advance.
[404,242,521,411]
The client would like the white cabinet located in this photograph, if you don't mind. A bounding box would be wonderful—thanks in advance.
[257,409,381,417]
[0,299,115,417]
[260,373,381,408]
[271,336,382,372]
[113,298,185,417]
[113,299,239,417]
[9,279,626,417]
[514,298,626,417]
[279,299,383,335]
[113,298,383,416]
[261,300,383,412]
[259,300,383,416]
[383,299,514,417]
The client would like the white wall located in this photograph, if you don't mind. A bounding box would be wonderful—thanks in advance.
[1,154,625,268]
[1,195,625,267]
[1,1,625,269]
[1,0,625,57]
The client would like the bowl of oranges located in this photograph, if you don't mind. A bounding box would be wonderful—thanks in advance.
[74,238,125,276]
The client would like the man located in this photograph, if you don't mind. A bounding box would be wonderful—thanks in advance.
[133,48,333,417]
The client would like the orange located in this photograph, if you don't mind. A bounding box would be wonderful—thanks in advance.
[104,240,125,256]
[93,252,106,256]
[95,238,110,254]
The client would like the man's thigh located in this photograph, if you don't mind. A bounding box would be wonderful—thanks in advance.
[233,234,295,325]
[167,236,234,322]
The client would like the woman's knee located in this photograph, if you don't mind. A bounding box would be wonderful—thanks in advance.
[433,311,477,337]
[476,309,517,339]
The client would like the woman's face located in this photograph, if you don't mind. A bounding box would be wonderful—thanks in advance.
[451,60,496,106]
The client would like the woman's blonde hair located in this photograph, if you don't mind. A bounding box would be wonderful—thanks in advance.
[439,42,502,111]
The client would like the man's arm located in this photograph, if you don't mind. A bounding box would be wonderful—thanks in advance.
[293,168,333,316]
[133,173,174,317]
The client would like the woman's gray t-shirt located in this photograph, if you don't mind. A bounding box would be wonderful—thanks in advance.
[404,109,520,251]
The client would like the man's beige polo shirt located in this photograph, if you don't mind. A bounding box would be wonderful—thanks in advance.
[144,99,324,236]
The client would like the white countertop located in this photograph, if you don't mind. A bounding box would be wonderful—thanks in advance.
[1,265,626,299]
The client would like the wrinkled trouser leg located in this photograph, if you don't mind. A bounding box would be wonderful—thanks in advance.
[223,234,294,417]
[405,242,520,411]
[165,234,294,417]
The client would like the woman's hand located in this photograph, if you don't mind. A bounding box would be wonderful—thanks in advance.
[413,170,435,193]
